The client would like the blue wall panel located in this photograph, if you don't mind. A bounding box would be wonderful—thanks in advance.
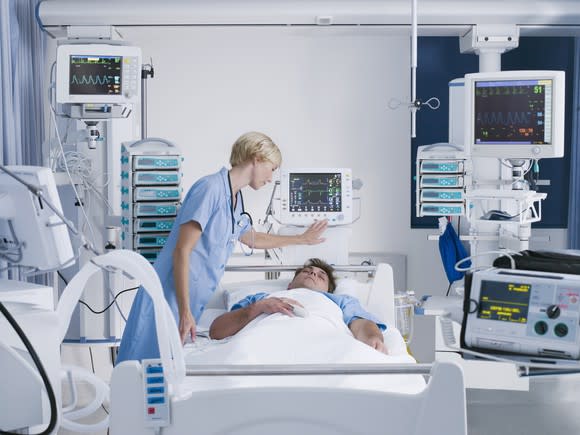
[411,37,574,229]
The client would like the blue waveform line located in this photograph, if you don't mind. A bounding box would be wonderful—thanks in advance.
[71,75,114,86]
[476,111,532,126]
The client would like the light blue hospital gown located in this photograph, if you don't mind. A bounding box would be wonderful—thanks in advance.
[232,292,387,330]
[117,167,250,363]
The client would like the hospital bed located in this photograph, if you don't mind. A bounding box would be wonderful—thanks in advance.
[108,260,467,435]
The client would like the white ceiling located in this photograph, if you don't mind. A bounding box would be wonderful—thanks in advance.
[38,0,580,37]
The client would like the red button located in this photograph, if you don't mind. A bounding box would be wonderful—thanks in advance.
[148,407,155,415]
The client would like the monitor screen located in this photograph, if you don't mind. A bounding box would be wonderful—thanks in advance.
[477,279,531,324]
[464,70,565,159]
[289,172,342,213]
[279,168,352,226]
[56,44,141,105]
[473,79,552,146]
[69,55,122,96]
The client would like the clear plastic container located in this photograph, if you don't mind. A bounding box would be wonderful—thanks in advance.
[394,291,417,344]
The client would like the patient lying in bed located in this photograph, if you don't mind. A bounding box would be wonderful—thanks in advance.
[182,259,425,394]
[210,258,388,353]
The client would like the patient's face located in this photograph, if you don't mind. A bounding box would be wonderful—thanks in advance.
[288,266,330,292]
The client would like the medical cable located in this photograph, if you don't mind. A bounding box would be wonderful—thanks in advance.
[58,271,137,316]
[56,151,114,213]
[0,220,23,263]
[454,250,518,273]
[0,301,57,435]
[445,281,453,297]
[0,164,98,259]
[227,171,254,256]
[439,315,580,374]
[50,108,100,253]
[78,287,138,315]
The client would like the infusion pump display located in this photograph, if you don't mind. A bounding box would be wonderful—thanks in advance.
[56,44,141,104]
[464,269,580,359]
[279,168,352,226]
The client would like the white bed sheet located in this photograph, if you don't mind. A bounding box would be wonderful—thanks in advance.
[185,288,425,394]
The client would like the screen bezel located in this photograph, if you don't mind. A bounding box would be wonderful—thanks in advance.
[56,43,141,105]
[279,168,352,226]
[464,70,565,159]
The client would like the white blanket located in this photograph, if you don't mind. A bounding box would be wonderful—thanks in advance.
[184,289,426,394]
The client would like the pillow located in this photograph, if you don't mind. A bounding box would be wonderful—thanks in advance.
[222,279,292,311]
[333,278,372,308]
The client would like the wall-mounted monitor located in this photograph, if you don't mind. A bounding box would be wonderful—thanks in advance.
[56,43,141,105]
[464,70,565,159]
[279,168,352,226]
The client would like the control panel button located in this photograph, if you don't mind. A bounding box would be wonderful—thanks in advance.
[534,321,548,335]
[546,305,561,319]
[554,323,568,338]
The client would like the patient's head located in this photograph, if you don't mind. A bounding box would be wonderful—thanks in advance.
[288,258,336,293]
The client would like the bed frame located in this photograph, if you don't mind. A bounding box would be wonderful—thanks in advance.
[109,263,467,434]
[110,360,466,435]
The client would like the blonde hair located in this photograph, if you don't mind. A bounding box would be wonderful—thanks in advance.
[229,132,282,167]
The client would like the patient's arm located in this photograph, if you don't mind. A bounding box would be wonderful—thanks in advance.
[209,297,300,340]
[348,318,387,354]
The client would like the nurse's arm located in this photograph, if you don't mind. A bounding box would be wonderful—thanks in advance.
[173,220,202,343]
[239,219,328,249]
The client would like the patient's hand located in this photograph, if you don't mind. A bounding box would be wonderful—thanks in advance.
[366,336,388,354]
[349,318,388,354]
[258,297,303,317]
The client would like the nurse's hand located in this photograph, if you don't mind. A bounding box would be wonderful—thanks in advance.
[179,310,196,344]
[299,219,328,245]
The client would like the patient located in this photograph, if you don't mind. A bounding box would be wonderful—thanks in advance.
[210,258,387,353]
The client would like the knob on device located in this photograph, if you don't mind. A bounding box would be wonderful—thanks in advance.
[546,304,561,319]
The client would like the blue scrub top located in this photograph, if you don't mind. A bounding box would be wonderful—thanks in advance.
[117,167,251,363]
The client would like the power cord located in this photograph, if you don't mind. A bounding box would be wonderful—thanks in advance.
[58,271,138,315]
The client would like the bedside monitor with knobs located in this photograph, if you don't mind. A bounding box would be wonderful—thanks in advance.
[463,268,580,360]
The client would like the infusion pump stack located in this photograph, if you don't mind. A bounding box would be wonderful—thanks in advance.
[276,168,354,266]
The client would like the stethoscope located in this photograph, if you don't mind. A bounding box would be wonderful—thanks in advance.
[227,172,254,255]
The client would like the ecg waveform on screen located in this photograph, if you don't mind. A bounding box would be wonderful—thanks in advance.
[476,111,533,127]
[71,75,116,86]
[474,82,547,144]
[69,55,122,96]
[289,173,342,212]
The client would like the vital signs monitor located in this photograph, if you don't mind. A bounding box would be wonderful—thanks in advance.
[279,168,352,226]
[56,44,141,105]
[463,268,580,359]
[464,70,565,159]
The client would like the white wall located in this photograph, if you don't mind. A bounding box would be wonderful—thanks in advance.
[114,26,451,293]
[46,26,570,299]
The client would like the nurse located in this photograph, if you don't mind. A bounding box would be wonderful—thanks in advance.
[117,131,328,362]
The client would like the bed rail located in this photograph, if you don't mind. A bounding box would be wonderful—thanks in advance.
[225,264,376,273]
[226,264,377,279]
[186,363,431,376]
